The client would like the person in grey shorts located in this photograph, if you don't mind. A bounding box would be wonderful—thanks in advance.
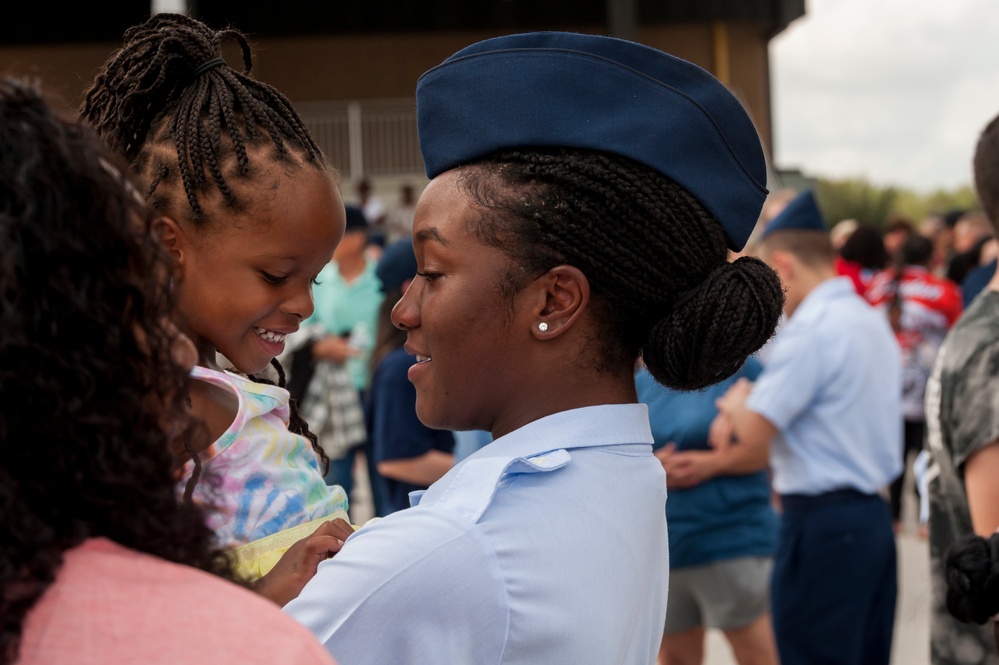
[666,557,772,636]
[637,358,778,665]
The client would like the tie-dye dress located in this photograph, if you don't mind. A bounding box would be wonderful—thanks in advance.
[181,367,349,574]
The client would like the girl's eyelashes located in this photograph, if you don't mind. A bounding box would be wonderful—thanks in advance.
[262,270,323,286]
[261,271,289,285]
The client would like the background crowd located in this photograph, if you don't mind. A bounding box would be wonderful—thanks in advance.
[4,10,999,665]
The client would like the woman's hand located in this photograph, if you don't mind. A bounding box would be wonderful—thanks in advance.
[656,443,720,490]
[253,518,355,607]
[709,377,753,449]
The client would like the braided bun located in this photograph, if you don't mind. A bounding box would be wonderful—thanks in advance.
[643,256,784,391]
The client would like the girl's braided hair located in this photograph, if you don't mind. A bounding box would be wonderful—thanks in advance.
[457,148,784,390]
[0,77,236,665]
[81,12,325,224]
[80,13,328,471]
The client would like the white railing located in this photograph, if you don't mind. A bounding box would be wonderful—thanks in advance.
[297,98,424,180]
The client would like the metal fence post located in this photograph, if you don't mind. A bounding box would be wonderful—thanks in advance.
[347,101,364,180]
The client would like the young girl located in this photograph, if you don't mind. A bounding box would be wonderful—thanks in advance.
[0,76,336,665]
[81,13,349,576]
[285,32,785,664]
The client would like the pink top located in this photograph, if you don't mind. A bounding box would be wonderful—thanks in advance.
[18,538,336,665]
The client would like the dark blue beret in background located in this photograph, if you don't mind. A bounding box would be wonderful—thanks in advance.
[377,238,418,294]
[344,205,368,232]
[761,190,827,238]
[416,31,768,251]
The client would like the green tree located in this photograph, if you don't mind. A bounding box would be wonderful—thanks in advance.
[815,179,898,229]
[814,178,980,229]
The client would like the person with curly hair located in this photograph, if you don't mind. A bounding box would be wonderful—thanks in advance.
[80,13,351,577]
[0,77,340,665]
[284,32,784,665]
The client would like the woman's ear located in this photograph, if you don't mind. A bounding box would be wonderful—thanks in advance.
[529,265,590,339]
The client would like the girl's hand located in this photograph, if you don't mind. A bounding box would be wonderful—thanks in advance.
[253,518,355,606]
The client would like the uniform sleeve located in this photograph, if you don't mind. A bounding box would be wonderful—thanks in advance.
[283,512,508,665]
[947,341,999,469]
[746,330,824,431]
[281,629,341,665]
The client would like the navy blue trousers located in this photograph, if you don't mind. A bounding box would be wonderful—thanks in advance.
[772,490,897,665]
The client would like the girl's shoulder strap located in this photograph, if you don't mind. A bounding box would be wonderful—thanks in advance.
[189,366,243,448]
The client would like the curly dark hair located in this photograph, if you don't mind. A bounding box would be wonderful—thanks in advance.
[80,12,328,471]
[946,533,999,625]
[0,77,237,665]
[456,148,785,391]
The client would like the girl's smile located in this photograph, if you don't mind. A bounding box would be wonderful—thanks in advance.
[253,326,292,356]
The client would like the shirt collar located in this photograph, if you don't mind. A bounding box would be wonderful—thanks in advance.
[412,404,652,509]
[791,275,855,324]
[465,403,652,462]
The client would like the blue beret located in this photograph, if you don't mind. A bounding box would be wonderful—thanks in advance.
[377,238,418,293]
[416,31,768,250]
[762,190,827,238]
[344,205,368,231]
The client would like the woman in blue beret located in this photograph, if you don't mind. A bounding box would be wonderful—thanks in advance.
[285,32,784,665]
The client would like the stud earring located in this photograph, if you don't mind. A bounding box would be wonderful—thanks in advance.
[538,322,549,332]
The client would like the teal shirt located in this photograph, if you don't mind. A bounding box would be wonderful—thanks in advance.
[308,258,383,391]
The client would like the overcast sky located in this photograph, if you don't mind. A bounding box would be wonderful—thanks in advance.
[770,0,999,193]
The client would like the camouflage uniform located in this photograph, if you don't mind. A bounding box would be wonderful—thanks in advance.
[925,290,999,665]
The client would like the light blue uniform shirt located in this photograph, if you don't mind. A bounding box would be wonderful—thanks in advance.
[284,404,668,665]
[747,277,903,496]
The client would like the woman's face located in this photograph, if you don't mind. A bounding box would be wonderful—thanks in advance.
[391,171,532,435]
